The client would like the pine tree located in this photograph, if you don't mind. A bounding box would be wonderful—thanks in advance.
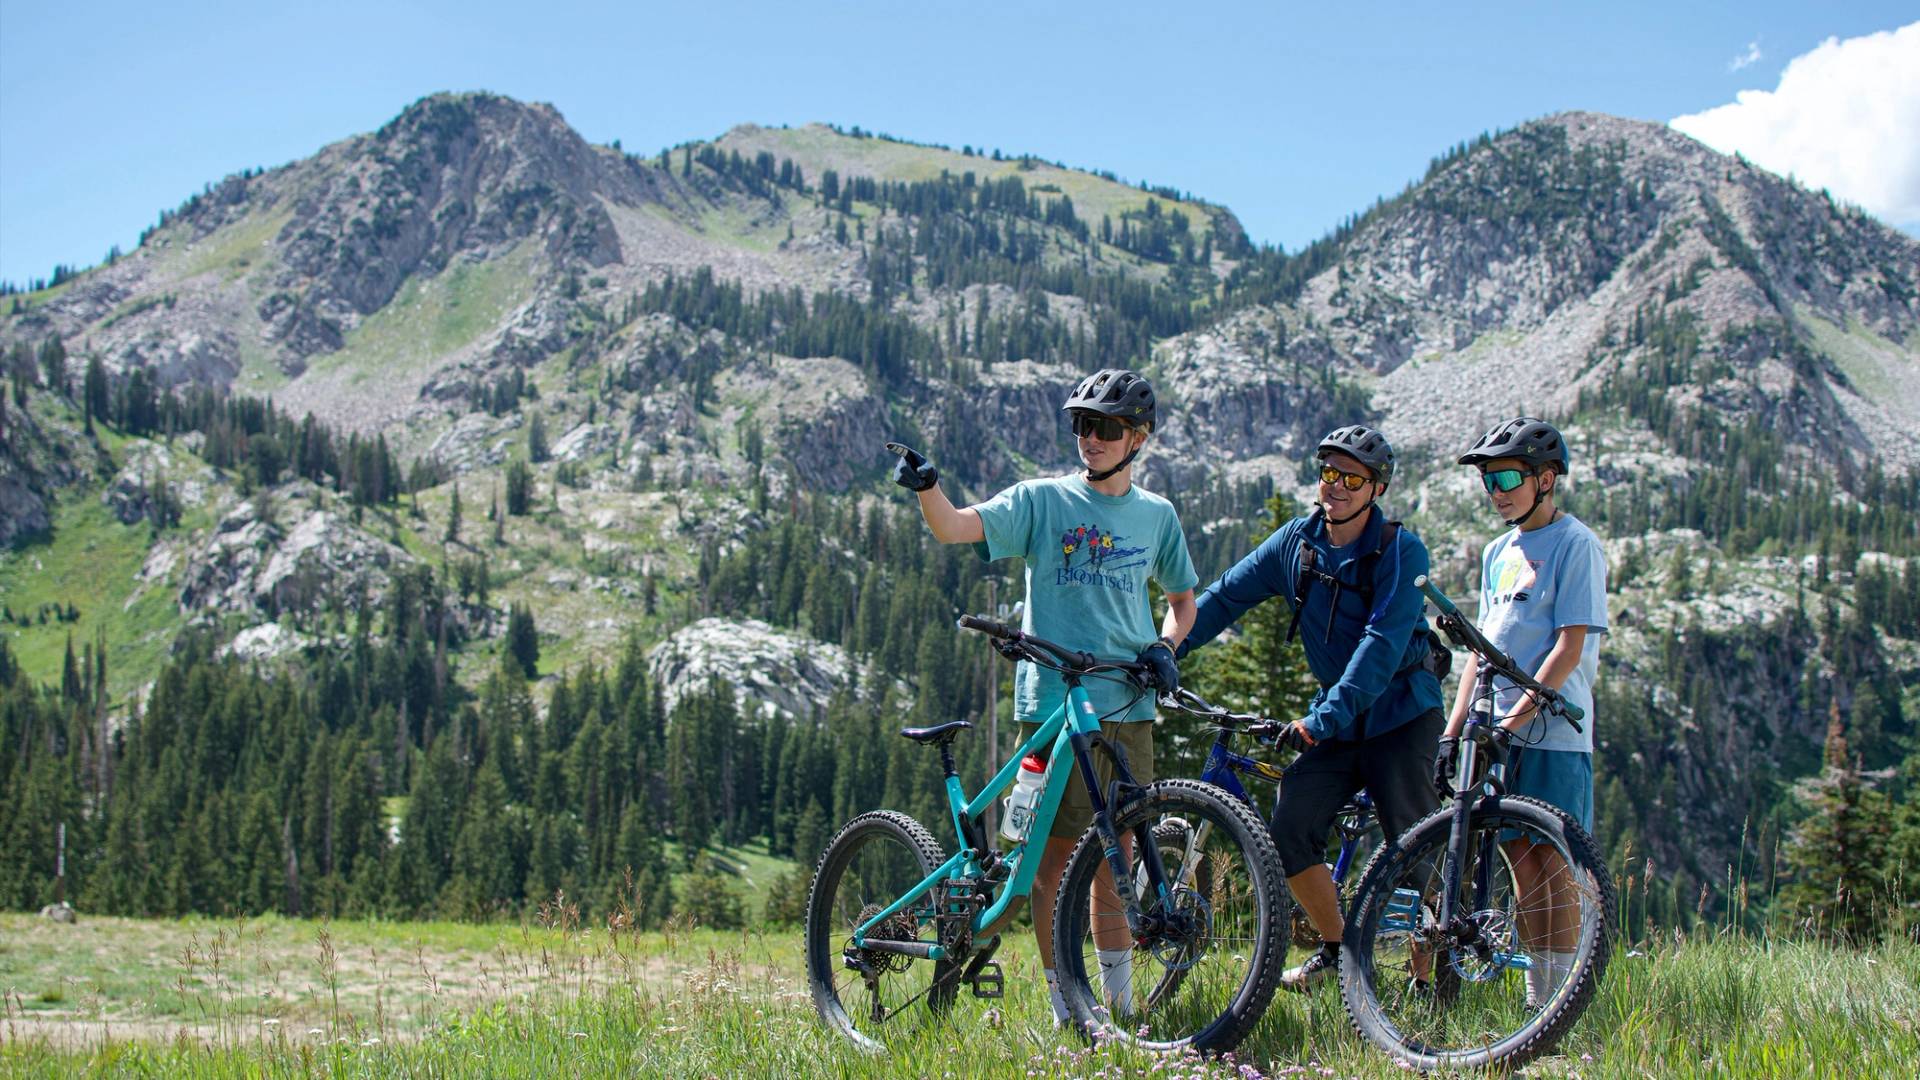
[1174,493,1319,776]
[672,854,744,929]
[450,763,523,913]
[528,411,549,464]
[505,603,539,678]
[444,483,462,544]
[1780,700,1892,942]
[606,797,673,928]
[665,689,714,859]
[505,460,533,516]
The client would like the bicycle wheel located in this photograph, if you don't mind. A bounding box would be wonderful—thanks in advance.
[805,810,957,1051]
[1055,778,1288,1054]
[1340,795,1616,1071]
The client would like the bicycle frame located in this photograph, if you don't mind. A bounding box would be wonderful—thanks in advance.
[1190,721,1376,895]
[851,674,1168,957]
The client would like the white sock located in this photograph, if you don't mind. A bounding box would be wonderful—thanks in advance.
[1044,968,1069,1024]
[1523,951,1551,1006]
[1096,947,1135,1017]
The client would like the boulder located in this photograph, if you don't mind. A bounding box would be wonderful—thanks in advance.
[648,617,864,722]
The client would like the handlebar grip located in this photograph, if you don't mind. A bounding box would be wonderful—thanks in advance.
[957,614,1017,639]
[1414,575,1462,616]
[1560,700,1585,730]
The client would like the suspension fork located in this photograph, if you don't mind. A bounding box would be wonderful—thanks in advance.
[1437,658,1495,930]
[1071,727,1165,935]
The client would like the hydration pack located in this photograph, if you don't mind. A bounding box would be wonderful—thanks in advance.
[1285,511,1452,683]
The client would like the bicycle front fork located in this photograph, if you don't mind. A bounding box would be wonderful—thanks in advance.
[1074,730,1167,939]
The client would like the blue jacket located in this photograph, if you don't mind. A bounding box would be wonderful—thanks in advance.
[1177,507,1443,742]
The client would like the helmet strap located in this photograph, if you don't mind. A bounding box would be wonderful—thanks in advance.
[1323,500,1372,527]
[1503,474,1554,528]
[1084,444,1142,484]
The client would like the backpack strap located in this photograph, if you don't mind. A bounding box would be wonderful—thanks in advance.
[1285,510,1324,644]
[1287,512,1404,643]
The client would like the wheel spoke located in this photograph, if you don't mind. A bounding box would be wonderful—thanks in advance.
[805,812,956,1051]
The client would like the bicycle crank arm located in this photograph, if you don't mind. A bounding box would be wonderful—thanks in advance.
[857,938,946,960]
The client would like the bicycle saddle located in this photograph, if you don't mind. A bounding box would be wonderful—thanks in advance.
[898,721,973,745]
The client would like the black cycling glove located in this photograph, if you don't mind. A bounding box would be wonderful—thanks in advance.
[1432,735,1459,798]
[1135,639,1179,695]
[885,442,939,492]
[1480,724,1514,770]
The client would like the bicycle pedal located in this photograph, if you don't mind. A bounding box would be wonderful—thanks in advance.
[970,962,1004,999]
[1382,887,1422,934]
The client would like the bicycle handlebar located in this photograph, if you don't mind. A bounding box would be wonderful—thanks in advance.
[956,614,1016,639]
[956,615,1111,678]
[1413,576,1586,730]
[1160,688,1297,744]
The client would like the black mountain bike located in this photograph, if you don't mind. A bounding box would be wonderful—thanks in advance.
[1338,576,1617,1071]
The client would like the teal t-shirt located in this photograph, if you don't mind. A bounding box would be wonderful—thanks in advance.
[973,474,1198,724]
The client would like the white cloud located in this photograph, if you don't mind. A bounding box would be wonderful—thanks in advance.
[1727,40,1762,72]
[1672,22,1920,227]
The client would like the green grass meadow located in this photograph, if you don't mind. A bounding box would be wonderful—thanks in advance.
[1,909,1914,1078]
[0,494,189,702]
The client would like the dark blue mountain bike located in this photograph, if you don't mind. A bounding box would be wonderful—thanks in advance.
[1154,688,1384,947]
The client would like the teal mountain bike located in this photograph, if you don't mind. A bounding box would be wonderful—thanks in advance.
[1339,576,1617,1071]
[805,616,1288,1054]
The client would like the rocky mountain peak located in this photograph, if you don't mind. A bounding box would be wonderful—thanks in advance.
[1251,110,1920,460]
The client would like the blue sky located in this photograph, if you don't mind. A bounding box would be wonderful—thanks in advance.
[1,1,1915,287]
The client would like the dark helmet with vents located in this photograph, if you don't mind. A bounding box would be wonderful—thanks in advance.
[1458,417,1569,474]
[1317,424,1395,486]
[1063,369,1157,432]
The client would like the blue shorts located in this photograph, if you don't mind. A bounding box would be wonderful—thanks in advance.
[1504,747,1594,834]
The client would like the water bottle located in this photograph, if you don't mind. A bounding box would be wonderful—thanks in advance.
[999,754,1048,843]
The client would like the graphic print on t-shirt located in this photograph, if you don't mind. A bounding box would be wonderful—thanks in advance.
[1485,546,1541,640]
[1054,522,1149,591]
[1489,547,1540,605]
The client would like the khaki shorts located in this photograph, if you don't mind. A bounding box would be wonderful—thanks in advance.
[1016,718,1155,839]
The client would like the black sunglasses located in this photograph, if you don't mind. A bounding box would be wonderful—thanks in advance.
[1071,413,1134,441]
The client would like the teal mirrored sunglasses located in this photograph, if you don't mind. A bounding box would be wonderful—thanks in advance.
[1480,468,1532,494]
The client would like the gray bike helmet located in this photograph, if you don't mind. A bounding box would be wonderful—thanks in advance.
[1458,417,1569,474]
[1317,424,1395,486]
[1063,368,1157,432]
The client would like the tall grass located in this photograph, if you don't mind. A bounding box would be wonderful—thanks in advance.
[2,909,1915,1078]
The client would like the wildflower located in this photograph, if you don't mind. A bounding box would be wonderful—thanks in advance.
[261,1019,280,1027]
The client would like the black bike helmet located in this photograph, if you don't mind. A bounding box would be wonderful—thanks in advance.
[1063,368,1156,432]
[1317,424,1395,486]
[1458,417,1569,474]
